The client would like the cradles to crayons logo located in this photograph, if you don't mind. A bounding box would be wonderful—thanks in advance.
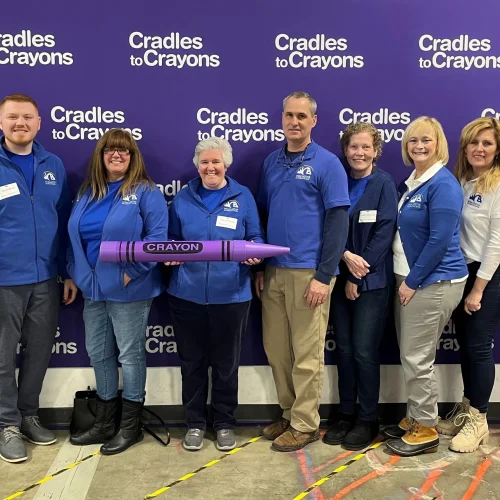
[274,33,364,70]
[129,32,220,68]
[196,107,285,143]
[418,34,500,70]
[338,107,411,143]
[0,30,73,66]
[50,106,142,141]
[482,107,500,120]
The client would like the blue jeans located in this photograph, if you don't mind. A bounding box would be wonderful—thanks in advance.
[453,262,500,413]
[330,278,391,421]
[83,299,153,402]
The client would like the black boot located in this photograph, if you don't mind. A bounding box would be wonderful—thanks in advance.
[323,413,356,445]
[70,396,118,446]
[100,398,144,455]
[342,419,380,450]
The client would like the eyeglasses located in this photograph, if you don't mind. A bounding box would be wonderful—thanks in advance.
[103,147,130,155]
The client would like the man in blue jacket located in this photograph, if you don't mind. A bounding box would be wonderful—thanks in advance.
[0,94,77,463]
[255,92,350,451]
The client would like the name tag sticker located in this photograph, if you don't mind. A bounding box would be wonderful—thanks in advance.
[0,182,20,200]
[216,215,238,230]
[359,210,377,223]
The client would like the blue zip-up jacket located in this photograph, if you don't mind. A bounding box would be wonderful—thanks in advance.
[342,168,398,292]
[397,167,467,289]
[0,138,71,286]
[67,183,168,302]
[167,176,265,305]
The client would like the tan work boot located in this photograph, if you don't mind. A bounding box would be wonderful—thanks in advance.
[449,406,489,453]
[386,419,439,456]
[437,397,470,436]
[261,418,290,441]
[271,426,320,452]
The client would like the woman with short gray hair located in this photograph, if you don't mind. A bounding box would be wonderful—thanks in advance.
[166,137,264,452]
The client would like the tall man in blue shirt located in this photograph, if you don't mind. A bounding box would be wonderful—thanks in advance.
[255,92,350,451]
[0,94,77,463]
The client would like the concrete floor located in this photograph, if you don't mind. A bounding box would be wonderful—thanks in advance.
[1,427,499,500]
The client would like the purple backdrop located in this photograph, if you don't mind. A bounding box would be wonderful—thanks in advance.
[3,0,499,367]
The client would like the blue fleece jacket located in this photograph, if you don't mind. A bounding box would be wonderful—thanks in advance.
[397,167,467,289]
[67,183,168,302]
[0,138,71,286]
[343,168,398,291]
[167,176,265,304]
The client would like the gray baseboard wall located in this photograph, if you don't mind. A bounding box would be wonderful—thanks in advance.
[40,403,500,429]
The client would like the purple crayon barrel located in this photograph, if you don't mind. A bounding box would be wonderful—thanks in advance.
[99,240,290,263]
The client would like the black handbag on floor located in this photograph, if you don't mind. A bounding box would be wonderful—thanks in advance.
[69,387,170,446]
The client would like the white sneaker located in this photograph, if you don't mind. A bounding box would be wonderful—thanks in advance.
[437,397,470,436]
[449,406,489,453]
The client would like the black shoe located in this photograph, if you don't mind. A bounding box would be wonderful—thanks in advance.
[70,396,119,446]
[323,413,355,445]
[342,419,380,451]
[100,398,144,455]
[385,436,439,456]
[382,417,410,439]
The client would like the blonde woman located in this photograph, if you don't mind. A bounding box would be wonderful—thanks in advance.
[383,117,468,457]
[437,117,500,452]
[67,129,168,454]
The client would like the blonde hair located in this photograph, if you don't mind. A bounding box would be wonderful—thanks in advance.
[78,129,155,200]
[454,117,500,194]
[401,116,449,166]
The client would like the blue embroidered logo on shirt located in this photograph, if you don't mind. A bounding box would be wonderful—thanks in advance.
[43,171,56,185]
[223,200,239,212]
[122,193,138,205]
[296,165,313,180]
[467,193,482,208]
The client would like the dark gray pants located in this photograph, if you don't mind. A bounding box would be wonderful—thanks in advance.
[0,279,59,429]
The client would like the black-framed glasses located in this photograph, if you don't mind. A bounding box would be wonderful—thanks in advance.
[103,147,130,155]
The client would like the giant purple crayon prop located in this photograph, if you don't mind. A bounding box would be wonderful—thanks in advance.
[99,240,290,263]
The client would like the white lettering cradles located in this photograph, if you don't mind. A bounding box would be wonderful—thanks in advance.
[129,32,220,68]
[0,30,73,66]
[338,108,411,143]
[50,106,142,141]
[145,324,177,354]
[274,33,363,70]
[418,34,500,70]
[482,108,500,120]
[196,107,285,144]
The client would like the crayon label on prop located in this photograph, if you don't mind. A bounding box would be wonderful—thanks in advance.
[143,242,203,254]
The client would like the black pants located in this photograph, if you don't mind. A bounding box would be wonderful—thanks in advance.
[0,279,59,428]
[330,277,391,421]
[453,262,500,413]
[168,294,251,430]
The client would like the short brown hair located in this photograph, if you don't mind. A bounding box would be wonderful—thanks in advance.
[78,129,155,200]
[0,94,39,113]
[401,117,449,166]
[340,122,383,164]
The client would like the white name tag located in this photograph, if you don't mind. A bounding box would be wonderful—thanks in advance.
[359,210,377,223]
[0,182,21,200]
[216,215,238,230]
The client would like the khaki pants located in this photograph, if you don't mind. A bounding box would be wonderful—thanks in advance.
[262,267,335,432]
[394,274,466,427]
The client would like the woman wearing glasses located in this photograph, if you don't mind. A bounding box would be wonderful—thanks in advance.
[67,129,168,455]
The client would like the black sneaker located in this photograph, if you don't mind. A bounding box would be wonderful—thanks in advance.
[323,413,355,445]
[343,419,380,450]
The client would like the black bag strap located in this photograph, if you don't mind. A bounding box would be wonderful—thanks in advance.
[141,407,170,447]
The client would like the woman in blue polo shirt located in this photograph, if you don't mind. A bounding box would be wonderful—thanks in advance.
[166,137,264,452]
[67,129,168,455]
[384,117,468,457]
[323,123,397,450]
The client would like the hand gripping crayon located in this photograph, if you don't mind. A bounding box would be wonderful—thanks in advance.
[99,240,290,263]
